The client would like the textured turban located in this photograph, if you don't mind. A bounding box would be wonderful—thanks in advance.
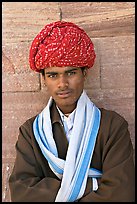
[29,21,96,72]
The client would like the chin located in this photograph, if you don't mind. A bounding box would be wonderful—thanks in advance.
[56,97,76,107]
[59,98,74,106]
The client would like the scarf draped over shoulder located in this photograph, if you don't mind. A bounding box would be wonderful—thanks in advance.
[33,91,102,202]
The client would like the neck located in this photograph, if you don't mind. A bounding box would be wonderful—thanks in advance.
[59,106,76,115]
[56,103,77,116]
[54,101,77,116]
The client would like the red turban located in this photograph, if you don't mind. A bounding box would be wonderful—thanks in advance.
[29,21,96,72]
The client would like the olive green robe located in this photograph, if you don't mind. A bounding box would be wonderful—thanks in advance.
[9,102,135,202]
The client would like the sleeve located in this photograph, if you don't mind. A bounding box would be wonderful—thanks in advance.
[79,113,135,202]
[9,122,61,202]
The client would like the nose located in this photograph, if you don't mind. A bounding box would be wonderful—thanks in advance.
[58,75,69,89]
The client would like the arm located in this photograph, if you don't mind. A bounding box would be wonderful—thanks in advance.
[79,112,135,202]
[9,120,61,202]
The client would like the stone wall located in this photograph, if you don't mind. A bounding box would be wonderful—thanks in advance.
[2,2,135,202]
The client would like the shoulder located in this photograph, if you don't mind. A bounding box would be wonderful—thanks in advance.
[22,115,37,127]
[14,115,38,148]
[95,108,133,155]
[99,107,127,125]
[98,108,129,139]
[19,115,38,136]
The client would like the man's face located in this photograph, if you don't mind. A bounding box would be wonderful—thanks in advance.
[44,66,87,114]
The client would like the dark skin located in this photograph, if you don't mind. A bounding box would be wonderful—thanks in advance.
[42,67,87,115]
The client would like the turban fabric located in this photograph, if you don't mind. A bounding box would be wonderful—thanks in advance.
[29,21,96,72]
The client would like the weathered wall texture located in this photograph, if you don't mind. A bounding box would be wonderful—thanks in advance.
[2,2,135,202]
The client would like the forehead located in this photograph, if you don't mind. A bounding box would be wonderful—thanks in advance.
[44,66,79,74]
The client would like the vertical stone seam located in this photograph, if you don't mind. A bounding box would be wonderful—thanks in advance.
[58,3,62,21]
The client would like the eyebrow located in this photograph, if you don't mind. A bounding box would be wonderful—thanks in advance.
[45,68,79,75]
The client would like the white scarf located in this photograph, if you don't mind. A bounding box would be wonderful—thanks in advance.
[33,90,102,202]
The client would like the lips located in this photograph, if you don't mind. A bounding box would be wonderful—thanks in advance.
[57,90,72,98]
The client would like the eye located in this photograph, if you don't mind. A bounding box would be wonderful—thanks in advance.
[47,74,57,78]
[67,71,76,76]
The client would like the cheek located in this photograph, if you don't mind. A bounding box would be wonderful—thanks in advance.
[48,86,56,95]
[73,78,85,89]
[45,83,55,96]
[45,80,55,90]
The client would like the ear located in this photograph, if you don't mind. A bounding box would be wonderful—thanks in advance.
[83,68,88,80]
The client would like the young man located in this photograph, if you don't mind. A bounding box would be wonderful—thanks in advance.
[9,21,135,202]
